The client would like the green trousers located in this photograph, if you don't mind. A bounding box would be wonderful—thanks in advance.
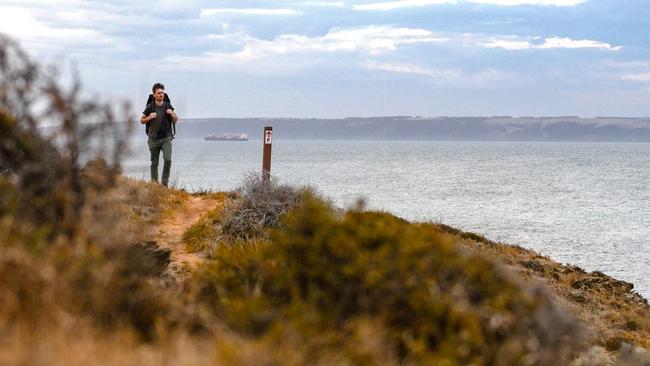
[148,136,172,186]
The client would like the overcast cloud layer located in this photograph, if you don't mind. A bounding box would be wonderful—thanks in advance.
[1,0,648,118]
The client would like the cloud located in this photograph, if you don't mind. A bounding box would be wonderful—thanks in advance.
[604,61,650,69]
[467,0,586,5]
[298,1,347,6]
[200,8,302,17]
[166,26,448,70]
[622,73,650,82]
[483,36,621,51]
[353,0,586,10]
[603,61,650,83]
[539,37,621,50]
[0,6,123,52]
[364,61,515,86]
[354,0,455,10]
[364,61,461,79]
[481,37,533,50]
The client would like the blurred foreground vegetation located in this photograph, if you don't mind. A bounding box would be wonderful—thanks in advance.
[1,35,649,365]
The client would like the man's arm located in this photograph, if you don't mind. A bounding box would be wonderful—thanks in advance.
[166,108,178,123]
[140,107,157,124]
[140,114,150,124]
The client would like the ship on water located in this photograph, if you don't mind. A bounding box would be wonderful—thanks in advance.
[204,132,248,141]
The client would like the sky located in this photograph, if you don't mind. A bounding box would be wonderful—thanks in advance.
[0,0,649,118]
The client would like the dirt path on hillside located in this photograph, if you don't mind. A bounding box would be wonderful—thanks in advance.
[154,196,220,280]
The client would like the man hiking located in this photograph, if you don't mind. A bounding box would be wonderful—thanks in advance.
[140,82,178,186]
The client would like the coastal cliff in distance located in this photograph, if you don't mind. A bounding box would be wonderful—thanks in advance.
[175,116,650,141]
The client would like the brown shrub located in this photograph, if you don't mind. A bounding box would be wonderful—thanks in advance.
[0,34,177,341]
[220,173,319,242]
[0,35,132,243]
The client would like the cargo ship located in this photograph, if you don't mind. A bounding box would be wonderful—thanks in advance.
[204,132,248,141]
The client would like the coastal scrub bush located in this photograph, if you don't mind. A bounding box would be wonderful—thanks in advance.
[0,34,177,341]
[195,193,585,365]
[0,35,132,244]
[219,173,319,242]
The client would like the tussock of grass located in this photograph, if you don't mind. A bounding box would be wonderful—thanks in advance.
[183,207,222,253]
[191,190,235,201]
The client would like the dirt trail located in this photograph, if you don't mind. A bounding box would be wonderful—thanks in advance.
[154,196,219,279]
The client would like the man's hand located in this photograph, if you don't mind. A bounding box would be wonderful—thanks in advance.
[140,112,157,124]
[167,109,178,123]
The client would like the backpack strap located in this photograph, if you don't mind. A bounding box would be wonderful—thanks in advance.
[164,101,176,138]
[144,100,153,136]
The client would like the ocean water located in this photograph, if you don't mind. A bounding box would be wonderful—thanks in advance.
[123,139,650,299]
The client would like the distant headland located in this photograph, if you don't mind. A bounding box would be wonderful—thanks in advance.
[173,116,650,142]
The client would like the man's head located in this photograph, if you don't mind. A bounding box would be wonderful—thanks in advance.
[152,82,165,103]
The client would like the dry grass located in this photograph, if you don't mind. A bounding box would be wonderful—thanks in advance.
[85,174,190,246]
[0,321,299,366]
[182,202,226,253]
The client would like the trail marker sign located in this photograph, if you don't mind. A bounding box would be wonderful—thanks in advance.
[262,127,273,181]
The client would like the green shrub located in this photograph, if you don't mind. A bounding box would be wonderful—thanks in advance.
[195,194,584,365]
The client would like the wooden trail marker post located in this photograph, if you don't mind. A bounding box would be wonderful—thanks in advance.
[262,126,272,182]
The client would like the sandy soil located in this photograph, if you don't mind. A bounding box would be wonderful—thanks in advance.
[153,196,219,280]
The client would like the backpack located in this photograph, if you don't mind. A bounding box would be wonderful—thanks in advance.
[144,92,176,138]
